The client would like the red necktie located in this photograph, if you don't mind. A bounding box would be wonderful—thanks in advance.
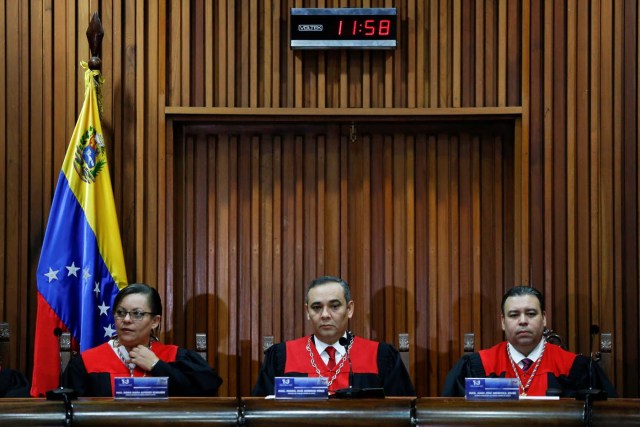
[521,358,533,372]
[326,346,336,371]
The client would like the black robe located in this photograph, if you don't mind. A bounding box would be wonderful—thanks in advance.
[0,367,30,398]
[252,335,415,397]
[63,341,222,397]
[442,341,617,398]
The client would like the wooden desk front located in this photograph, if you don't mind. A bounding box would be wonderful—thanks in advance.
[0,397,638,426]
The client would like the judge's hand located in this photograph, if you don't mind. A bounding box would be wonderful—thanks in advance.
[129,345,160,372]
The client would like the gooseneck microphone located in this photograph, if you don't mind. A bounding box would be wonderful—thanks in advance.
[47,328,77,427]
[338,332,354,390]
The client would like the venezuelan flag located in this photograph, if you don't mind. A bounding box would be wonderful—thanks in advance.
[31,63,128,396]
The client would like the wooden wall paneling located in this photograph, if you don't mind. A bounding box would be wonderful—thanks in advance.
[507,0,520,105]
[158,0,168,325]
[542,0,553,321]
[406,134,416,374]
[426,134,438,393]
[164,117,176,346]
[484,0,495,106]
[471,135,481,345]
[551,0,567,337]
[238,137,252,395]
[27,0,45,370]
[192,0,204,106]
[452,0,461,107]
[429,0,438,107]
[439,0,450,107]
[149,0,160,287]
[181,0,190,104]
[589,0,602,338]
[204,0,213,105]
[369,133,384,341]
[566,0,577,351]
[575,0,590,354]
[122,0,137,282]
[622,0,639,398]
[474,0,484,106]
[414,134,428,397]
[448,135,460,371]
[0,0,7,330]
[519,3,530,285]
[135,0,145,280]
[461,1,473,107]
[4,0,19,370]
[436,133,451,379]
[168,0,180,105]
[497,0,506,106]
[393,134,407,343]
[598,0,614,344]
[612,0,624,391]
[528,0,543,291]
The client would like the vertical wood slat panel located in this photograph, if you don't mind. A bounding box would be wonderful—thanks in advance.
[165,1,522,109]
[2,0,640,399]
[172,120,515,397]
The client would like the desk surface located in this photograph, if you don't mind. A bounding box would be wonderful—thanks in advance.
[0,397,638,426]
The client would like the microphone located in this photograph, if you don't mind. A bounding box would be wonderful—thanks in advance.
[338,333,354,391]
[576,324,607,404]
[332,332,384,399]
[46,328,77,403]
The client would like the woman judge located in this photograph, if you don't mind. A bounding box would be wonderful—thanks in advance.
[63,283,222,397]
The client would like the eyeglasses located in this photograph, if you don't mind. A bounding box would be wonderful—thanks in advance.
[114,308,154,321]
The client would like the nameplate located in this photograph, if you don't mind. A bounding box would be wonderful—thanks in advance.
[274,376,328,399]
[114,376,169,399]
[465,378,519,400]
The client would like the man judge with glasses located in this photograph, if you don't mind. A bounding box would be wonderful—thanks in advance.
[62,283,222,397]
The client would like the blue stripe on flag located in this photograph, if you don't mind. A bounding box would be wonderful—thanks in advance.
[36,171,121,351]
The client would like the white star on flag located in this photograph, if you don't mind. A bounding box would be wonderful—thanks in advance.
[103,324,116,338]
[83,267,92,280]
[93,282,100,296]
[44,268,59,283]
[66,262,80,277]
[98,301,110,316]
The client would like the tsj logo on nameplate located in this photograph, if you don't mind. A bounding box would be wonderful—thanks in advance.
[274,377,328,399]
[465,378,519,400]
[114,376,169,399]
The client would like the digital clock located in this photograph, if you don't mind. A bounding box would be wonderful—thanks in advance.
[290,8,397,49]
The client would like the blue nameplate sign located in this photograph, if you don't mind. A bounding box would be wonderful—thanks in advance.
[114,376,169,399]
[274,376,328,399]
[465,378,519,400]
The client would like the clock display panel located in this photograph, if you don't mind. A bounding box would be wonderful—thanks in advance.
[290,8,397,49]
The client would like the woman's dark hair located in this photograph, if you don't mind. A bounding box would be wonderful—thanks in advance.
[113,283,163,316]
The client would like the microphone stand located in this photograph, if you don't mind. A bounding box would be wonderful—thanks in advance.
[576,325,607,427]
[46,328,76,427]
[332,332,384,399]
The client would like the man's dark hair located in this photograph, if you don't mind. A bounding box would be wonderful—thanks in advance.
[501,286,545,314]
[113,282,163,316]
[305,276,352,304]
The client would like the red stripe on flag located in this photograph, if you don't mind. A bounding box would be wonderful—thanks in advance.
[31,292,67,397]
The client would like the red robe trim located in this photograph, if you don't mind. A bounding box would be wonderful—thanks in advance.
[284,336,379,392]
[82,342,179,396]
[478,341,577,396]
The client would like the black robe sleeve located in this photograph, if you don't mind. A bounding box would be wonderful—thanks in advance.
[63,353,103,396]
[0,368,30,398]
[63,348,222,397]
[150,348,222,396]
[251,343,287,397]
[547,354,617,398]
[376,343,416,397]
[441,353,487,397]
